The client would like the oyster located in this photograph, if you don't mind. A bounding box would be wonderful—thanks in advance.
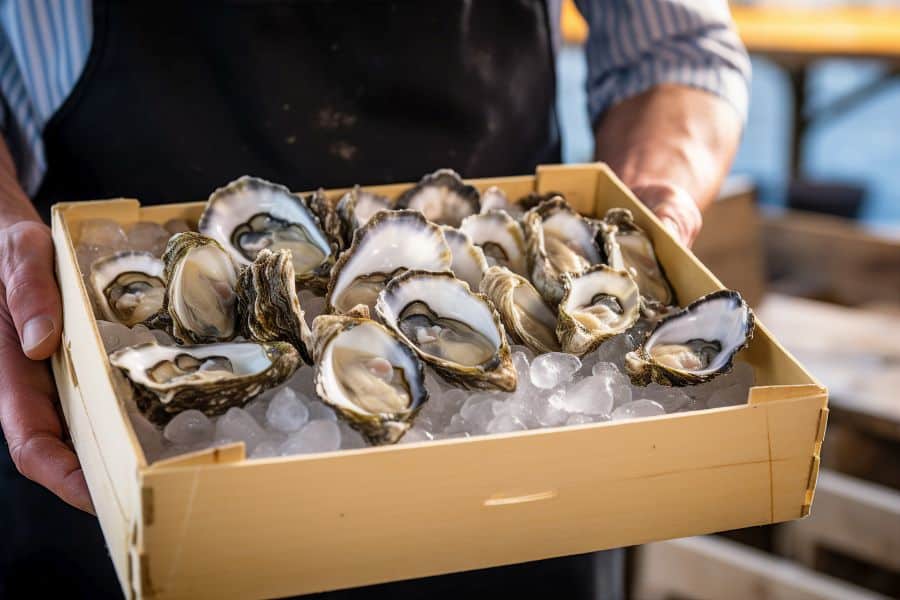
[326,210,451,314]
[162,232,240,344]
[335,185,393,246]
[110,341,300,424]
[480,186,511,214]
[459,210,528,275]
[311,314,428,444]
[441,226,488,291]
[89,251,165,327]
[480,266,561,355]
[306,188,345,253]
[602,208,676,307]
[625,290,755,386]
[395,168,480,227]
[236,248,313,364]
[556,265,640,356]
[199,176,335,291]
[375,270,516,392]
[523,197,603,305]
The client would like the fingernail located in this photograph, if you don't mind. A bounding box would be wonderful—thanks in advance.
[23,316,55,352]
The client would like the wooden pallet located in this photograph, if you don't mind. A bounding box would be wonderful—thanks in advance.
[633,535,889,600]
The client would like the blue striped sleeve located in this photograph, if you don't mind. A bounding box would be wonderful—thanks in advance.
[575,0,751,124]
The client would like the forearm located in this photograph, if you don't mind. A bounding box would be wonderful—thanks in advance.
[593,84,742,213]
[0,136,39,226]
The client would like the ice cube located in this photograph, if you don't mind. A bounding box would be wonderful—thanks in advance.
[399,427,434,444]
[130,324,157,345]
[525,390,569,427]
[128,410,165,462]
[96,320,135,353]
[287,366,318,398]
[486,413,527,434]
[266,387,310,433]
[280,420,341,455]
[79,218,128,249]
[510,344,536,362]
[250,439,281,459]
[163,410,213,445]
[164,218,193,234]
[592,334,634,368]
[460,393,500,434]
[611,399,665,421]
[529,352,581,389]
[149,328,175,345]
[127,221,171,256]
[706,384,748,409]
[243,397,270,424]
[305,398,337,421]
[215,407,266,451]
[565,413,597,426]
[635,383,691,413]
[588,362,633,407]
[418,388,466,432]
[559,376,615,416]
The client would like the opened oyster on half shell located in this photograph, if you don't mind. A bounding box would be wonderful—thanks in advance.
[199,176,336,291]
[89,251,166,327]
[460,210,528,276]
[441,225,488,292]
[335,185,393,246]
[394,168,480,227]
[556,265,640,356]
[162,232,240,344]
[312,313,428,444]
[326,210,451,314]
[602,208,676,308]
[523,197,603,305]
[625,290,755,386]
[376,270,516,392]
[480,265,561,355]
[110,341,300,424]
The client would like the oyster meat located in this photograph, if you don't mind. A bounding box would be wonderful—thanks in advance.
[395,168,480,227]
[199,175,335,291]
[480,266,561,355]
[602,208,676,307]
[335,185,393,246]
[326,210,451,314]
[625,290,755,386]
[556,265,640,356]
[459,210,528,275]
[89,251,165,327]
[523,196,603,305]
[441,226,488,292]
[110,341,300,424]
[376,270,516,392]
[237,248,313,364]
[312,313,428,444]
[162,232,240,344]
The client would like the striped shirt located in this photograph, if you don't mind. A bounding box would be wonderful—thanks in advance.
[0,0,749,197]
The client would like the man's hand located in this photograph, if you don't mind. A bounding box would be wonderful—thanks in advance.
[594,85,743,249]
[630,182,703,248]
[0,220,92,513]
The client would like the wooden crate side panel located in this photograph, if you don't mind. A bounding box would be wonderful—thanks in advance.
[51,350,134,598]
[138,394,822,599]
[52,206,145,510]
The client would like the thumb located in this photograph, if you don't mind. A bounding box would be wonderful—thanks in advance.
[0,221,63,359]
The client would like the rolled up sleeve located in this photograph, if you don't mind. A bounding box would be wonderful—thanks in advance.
[576,0,751,124]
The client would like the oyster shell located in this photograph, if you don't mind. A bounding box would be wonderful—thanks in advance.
[625,290,755,386]
[441,226,488,292]
[480,266,561,355]
[375,270,516,392]
[480,186,511,214]
[306,188,345,253]
[110,341,300,424]
[523,197,603,305]
[556,265,640,356]
[162,232,240,344]
[199,176,335,291]
[311,314,427,444]
[326,210,451,314]
[602,208,676,307]
[335,185,392,246]
[236,248,313,364]
[395,168,480,227]
[89,251,165,327]
[459,210,528,275]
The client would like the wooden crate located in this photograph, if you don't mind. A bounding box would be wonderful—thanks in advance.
[50,163,828,599]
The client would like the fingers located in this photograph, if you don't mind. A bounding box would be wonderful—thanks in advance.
[630,182,703,248]
[0,298,93,513]
[0,221,63,359]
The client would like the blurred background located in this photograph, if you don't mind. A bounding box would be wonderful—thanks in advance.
[557,1,900,598]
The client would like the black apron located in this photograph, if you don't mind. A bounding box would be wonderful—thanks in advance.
[7,1,617,598]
